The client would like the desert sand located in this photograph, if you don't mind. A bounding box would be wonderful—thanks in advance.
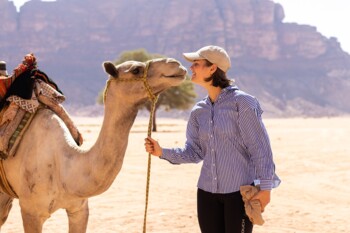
[1,116,349,233]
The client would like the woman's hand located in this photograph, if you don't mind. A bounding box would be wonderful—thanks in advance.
[251,190,271,212]
[144,136,162,157]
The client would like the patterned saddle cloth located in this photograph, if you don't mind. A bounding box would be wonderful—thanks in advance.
[0,105,36,160]
[0,54,82,160]
[0,79,66,160]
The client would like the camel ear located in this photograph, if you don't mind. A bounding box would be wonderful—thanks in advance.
[103,61,118,78]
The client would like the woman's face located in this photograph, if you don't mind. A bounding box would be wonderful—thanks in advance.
[189,59,213,85]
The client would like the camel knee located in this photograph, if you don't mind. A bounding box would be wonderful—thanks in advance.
[66,200,89,233]
[20,209,47,233]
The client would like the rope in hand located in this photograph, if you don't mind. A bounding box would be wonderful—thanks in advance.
[143,95,158,233]
[103,61,157,233]
[141,61,159,233]
[126,61,160,233]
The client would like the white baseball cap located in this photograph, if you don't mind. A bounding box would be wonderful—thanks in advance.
[183,45,231,72]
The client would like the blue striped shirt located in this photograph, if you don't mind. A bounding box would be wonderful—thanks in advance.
[161,85,280,194]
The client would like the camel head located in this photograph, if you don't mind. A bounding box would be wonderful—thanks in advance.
[102,58,187,105]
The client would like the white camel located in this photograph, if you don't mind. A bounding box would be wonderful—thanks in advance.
[0,58,187,232]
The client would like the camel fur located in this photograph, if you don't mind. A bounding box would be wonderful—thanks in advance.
[0,58,187,233]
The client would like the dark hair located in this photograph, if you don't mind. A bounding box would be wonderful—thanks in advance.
[203,60,232,88]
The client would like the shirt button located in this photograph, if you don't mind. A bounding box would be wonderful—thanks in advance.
[210,135,213,138]
[214,177,217,180]
[213,164,215,166]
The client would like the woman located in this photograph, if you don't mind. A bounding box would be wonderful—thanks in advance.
[144,45,280,233]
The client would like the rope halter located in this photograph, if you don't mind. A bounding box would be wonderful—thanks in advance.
[103,60,158,103]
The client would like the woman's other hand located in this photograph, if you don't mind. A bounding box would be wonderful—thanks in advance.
[251,190,271,212]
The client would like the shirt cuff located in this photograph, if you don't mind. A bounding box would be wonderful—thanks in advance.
[258,179,273,190]
[159,148,171,160]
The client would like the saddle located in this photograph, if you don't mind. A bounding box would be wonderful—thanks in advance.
[0,54,83,160]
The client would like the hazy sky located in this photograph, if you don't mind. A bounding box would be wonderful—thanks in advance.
[273,0,350,53]
[9,0,350,54]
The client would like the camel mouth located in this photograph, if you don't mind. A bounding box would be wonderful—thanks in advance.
[163,69,187,80]
[163,74,186,79]
[162,64,187,79]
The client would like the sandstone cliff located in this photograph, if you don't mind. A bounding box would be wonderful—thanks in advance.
[1,0,350,116]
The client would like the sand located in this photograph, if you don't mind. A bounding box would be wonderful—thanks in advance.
[2,116,350,233]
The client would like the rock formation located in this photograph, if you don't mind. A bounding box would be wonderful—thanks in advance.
[1,0,350,116]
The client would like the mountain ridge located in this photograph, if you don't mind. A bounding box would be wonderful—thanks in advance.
[1,0,350,117]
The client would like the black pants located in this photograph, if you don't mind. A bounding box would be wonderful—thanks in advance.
[197,188,253,233]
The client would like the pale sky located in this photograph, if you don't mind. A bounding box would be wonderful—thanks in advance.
[10,0,350,54]
[273,0,350,53]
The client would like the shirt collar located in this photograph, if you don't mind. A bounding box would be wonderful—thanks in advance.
[205,85,239,104]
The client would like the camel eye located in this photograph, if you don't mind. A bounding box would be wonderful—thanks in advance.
[131,68,140,75]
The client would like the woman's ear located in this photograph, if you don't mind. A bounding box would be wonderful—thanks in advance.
[210,64,218,75]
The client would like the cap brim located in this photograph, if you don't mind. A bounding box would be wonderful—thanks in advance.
[183,52,205,63]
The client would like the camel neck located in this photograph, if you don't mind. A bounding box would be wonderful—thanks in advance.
[75,99,139,197]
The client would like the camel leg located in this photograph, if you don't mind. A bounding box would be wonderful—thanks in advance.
[20,208,47,233]
[66,199,89,233]
[0,192,14,228]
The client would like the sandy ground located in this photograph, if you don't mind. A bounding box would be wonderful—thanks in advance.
[2,116,350,233]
